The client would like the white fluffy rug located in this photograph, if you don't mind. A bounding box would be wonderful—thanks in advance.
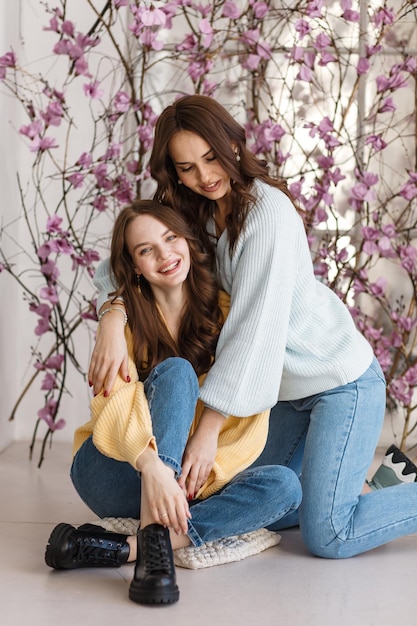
[94,517,281,570]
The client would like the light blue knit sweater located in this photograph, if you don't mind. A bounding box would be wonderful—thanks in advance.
[94,180,373,417]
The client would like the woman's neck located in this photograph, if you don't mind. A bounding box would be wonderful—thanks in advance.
[153,285,187,343]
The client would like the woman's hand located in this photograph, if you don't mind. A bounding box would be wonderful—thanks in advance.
[88,305,129,396]
[178,408,225,498]
[138,449,191,535]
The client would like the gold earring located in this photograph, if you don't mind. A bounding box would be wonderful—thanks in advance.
[234,148,241,162]
[178,179,183,185]
[136,273,141,294]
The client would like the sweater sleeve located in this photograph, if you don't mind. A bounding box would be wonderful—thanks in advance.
[199,185,301,416]
[93,257,119,312]
[73,329,156,469]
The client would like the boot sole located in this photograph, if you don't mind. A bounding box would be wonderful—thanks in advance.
[45,523,74,569]
[128,580,179,605]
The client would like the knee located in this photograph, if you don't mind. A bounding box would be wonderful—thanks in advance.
[300,522,352,559]
[266,465,303,510]
[160,357,198,389]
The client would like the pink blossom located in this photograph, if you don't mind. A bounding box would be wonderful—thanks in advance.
[126,160,138,174]
[141,6,166,27]
[35,316,51,336]
[241,29,260,47]
[93,163,113,190]
[76,152,93,168]
[202,79,217,96]
[45,354,64,370]
[222,1,241,19]
[297,65,313,82]
[46,215,64,234]
[139,30,164,51]
[114,91,130,113]
[295,19,311,40]
[243,54,261,71]
[305,0,324,19]
[20,120,43,139]
[43,16,60,33]
[41,372,58,391]
[37,243,53,262]
[363,240,378,255]
[40,285,59,305]
[199,19,213,48]
[376,73,407,93]
[382,223,397,238]
[50,238,74,255]
[41,101,64,127]
[390,378,413,406]
[0,50,17,68]
[104,143,122,160]
[137,124,154,151]
[113,0,129,7]
[74,56,91,77]
[67,172,84,188]
[92,196,108,212]
[377,236,395,258]
[365,134,387,152]
[372,7,395,28]
[176,34,198,52]
[38,399,65,431]
[258,41,272,60]
[314,33,331,51]
[399,245,417,273]
[369,277,387,297]
[319,51,336,66]
[342,6,359,23]
[83,80,104,99]
[61,20,75,37]
[113,174,135,205]
[399,173,417,200]
[29,136,59,152]
[378,97,396,113]
[357,58,370,75]
[328,167,345,185]
[252,2,269,18]
[41,259,60,281]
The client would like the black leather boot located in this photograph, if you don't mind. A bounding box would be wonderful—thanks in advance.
[129,523,179,605]
[45,522,130,569]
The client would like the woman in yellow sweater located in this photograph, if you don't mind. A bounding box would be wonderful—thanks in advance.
[44,200,301,606]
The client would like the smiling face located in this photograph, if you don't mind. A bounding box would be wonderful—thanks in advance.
[125,213,191,296]
[168,130,233,213]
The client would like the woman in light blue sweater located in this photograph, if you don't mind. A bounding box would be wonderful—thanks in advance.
[90,95,417,558]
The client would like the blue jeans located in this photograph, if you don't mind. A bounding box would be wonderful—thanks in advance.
[252,357,417,558]
[71,357,302,547]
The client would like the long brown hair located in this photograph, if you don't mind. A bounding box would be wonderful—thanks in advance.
[149,94,294,256]
[110,199,223,379]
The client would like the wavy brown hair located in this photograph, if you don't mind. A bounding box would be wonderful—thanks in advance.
[110,199,223,379]
[149,94,295,257]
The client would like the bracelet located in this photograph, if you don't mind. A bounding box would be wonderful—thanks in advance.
[98,306,128,326]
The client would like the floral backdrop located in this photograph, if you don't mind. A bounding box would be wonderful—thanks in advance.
[0,0,416,465]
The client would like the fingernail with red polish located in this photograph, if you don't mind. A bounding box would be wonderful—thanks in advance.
[104,390,109,398]
[126,376,131,383]
[188,494,193,501]
[88,380,93,387]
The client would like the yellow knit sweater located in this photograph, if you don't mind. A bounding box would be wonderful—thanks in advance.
[73,294,270,500]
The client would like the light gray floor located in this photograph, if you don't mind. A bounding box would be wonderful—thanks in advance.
[2,440,416,626]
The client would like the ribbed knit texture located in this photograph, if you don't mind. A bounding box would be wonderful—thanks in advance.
[94,180,373,418]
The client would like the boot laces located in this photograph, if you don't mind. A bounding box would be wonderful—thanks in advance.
[143,529,172,574]
[75,536,122,565]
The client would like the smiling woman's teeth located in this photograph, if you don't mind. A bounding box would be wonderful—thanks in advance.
[161,261,179,273]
